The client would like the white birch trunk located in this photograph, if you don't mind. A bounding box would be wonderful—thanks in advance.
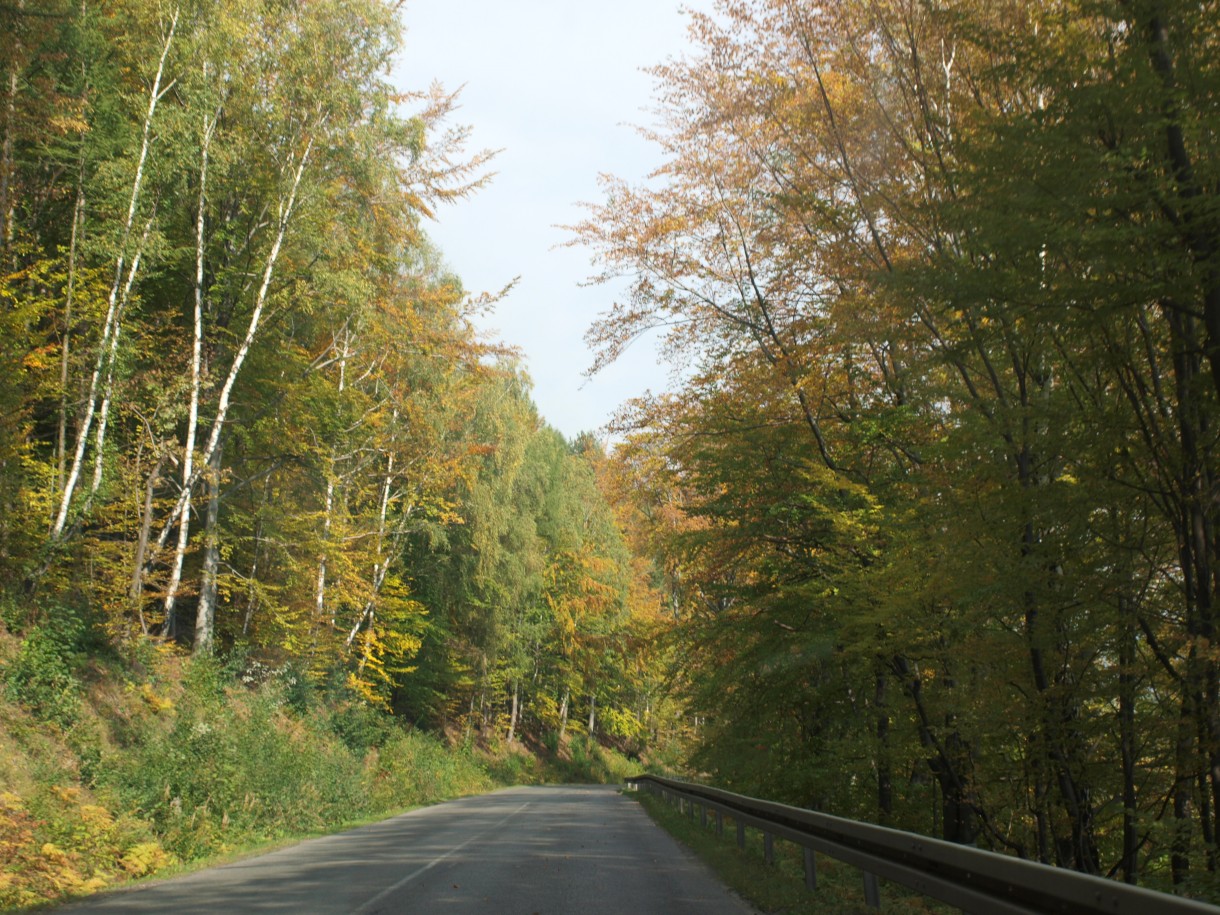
[128,450,167,636]
[154,134,314,557]
[56,179,85,503]
[507,681,519,743]
[52,8,179,538]
[193,442,222,654]
[163,90,218,618]
[345,447,395,650]
[314,477,333,619]
[187,128,313,654]
[355,602,376,676]
[87,214,154,504]
[315,326,349,627]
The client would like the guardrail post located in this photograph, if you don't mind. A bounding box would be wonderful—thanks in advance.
[715,810,723,836]
[700,805,708,828]
[803,847,817,890]
[863,871,880,909]
[764,832,774,865]
[736,820,745,849]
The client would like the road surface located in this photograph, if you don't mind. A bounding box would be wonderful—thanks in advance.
[53,784,756,914]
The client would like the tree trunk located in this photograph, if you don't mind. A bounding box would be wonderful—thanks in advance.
[507,680,519,743]
[558,687,569,744]
[242,502,264,636]
[152,131,314,557]
[0,5,20,256]
[193,438,223,655]
[1018,433,1100,873]
[315,325,349,632]
[892,655,980,846]
[164,88,218,619]
[1119,596,1139,883]
[1173,693,1194,885]
[52,9,178,539]
[875,665,893,824]
[128,450,166,635]
[56,177,85,504]
[1138,7,1220,867]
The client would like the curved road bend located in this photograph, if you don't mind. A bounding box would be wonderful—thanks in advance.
[52,784,756,914]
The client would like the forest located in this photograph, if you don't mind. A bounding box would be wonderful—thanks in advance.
[0,0,1218,907]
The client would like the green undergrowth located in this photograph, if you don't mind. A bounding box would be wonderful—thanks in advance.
[0,615,636,910]
[484,732,640,787]
[634,791,954,915]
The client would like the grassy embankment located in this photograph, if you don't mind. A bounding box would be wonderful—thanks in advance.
[632,790,955,915]
[0,609,637,910]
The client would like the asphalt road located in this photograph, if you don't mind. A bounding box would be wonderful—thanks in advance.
[52,785,756,914]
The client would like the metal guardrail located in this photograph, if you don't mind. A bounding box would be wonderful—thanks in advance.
[625,774,1220,915]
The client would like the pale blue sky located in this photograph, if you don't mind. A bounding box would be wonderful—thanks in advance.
[394,0,713,440]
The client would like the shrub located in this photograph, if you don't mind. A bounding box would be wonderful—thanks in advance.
[98,668,369,858]
[3,609,93,729]
[366,730,493,811]
[327,700,398,753]
[0,787,172,909]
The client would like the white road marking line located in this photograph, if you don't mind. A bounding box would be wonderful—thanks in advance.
[352,802,532,914]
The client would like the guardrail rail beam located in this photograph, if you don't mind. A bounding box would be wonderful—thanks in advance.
[625,774,1220,915]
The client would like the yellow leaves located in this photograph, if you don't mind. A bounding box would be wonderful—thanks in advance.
[0,778,175,909]
[119,842,173,877]
[47,114,89,136]
[140,683,174,713]
[21,344,58,372]
[0,792,24,811]
[78,806,113,831]
[345,670,389,710]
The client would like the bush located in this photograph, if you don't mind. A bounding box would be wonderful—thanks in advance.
[98,665,369,859]
[0,785,172,909]
[3,609,93,729]
[366,730,493,811]
[327,700,398,752]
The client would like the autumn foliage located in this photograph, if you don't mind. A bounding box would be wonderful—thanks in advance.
[576,0,1220,898]
[0,0,675,885]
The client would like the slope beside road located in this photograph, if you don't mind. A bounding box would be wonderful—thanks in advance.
[51,784,756,914]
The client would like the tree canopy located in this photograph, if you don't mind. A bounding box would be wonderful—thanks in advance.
[575,0,1220,895]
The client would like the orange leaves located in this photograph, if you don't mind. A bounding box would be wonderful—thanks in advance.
[0,789,171,909]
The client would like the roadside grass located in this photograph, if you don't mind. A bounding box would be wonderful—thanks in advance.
[633,791,955,915]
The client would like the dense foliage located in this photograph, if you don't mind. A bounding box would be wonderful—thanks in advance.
[577,0,1220,899]
[0,0,673,783]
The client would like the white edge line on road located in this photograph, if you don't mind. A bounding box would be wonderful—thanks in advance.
[352,802,532,915]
